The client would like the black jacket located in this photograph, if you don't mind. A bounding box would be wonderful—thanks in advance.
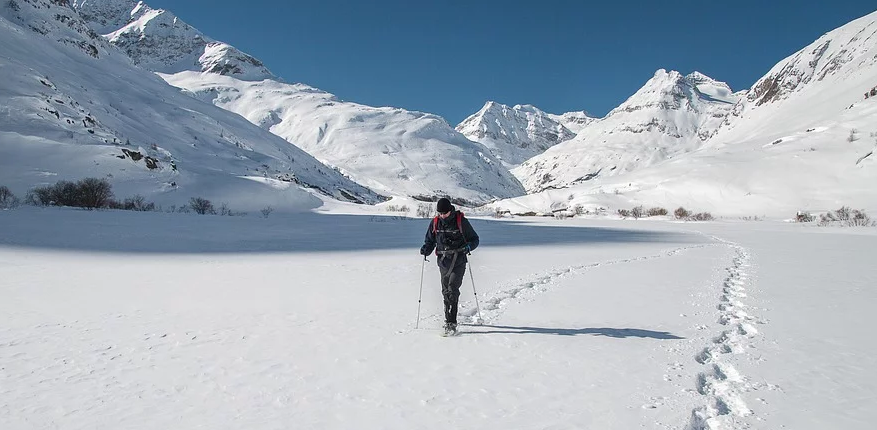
[421,211,479,268]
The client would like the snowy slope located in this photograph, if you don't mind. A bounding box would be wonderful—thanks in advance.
[487,11,877,217]
[456,101,579,166]
[711,9,877,144]
[78,1,525,205]
[513,70,741,192]
[161,73,525,205]
[548,110,597,135]
[0,0,382,211]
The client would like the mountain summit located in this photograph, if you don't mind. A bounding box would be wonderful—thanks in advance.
[456,102,579,167]
[512,70,741,192]
[74,0,274,80]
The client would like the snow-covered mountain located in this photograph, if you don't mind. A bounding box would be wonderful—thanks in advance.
[456,102,580,167]
[73,0,273,80]
[512,70,742,192]
[710,10,877,145]
[487,10,877,217]
[548,110,596,135]
[75,0,525,205]
[0,0,382,211]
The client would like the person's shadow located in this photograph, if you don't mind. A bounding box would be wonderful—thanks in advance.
[461,325,684,339]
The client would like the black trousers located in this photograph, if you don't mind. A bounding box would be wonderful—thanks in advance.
[439,259,466,325]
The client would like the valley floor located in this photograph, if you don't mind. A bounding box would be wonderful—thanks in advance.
[0,208,874,429]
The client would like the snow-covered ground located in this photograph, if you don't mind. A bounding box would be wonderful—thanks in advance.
[1,207,874,429]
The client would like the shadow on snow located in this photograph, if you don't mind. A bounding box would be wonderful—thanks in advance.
[462,325,685,339]
[0,208,705,253]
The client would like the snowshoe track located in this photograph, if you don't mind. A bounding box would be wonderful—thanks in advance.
[689,240,765,430]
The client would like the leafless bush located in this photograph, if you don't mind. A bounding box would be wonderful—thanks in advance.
[29,178,113,209]
[647,207,668,217]
[689,212,714,221]
[674,207,691,219]
[818,207,874,227]
[795,211,815,223]
[416,203,432,218]
[77,178,114,209]
[219,203,233,216]
[189,197,215,215]
[0,185,20,209]
[260,206,274,218]
[116,195,155,211]
[617,208,631,218]
[573,205,585,216]
[631,205,645,219]
[385,204,410,214]
[848,129,859,142]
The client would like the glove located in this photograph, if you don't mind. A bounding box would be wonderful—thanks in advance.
[420,245,431,256]
[466,244,471,254]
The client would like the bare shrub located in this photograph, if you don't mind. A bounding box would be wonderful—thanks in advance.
[573,205,586,216]
[674,207,691,220]
[115,195,155,211]
[31,180,74,206]
[631,205,645,219]
[819,207,874,227]
[219,203,232,216]
[795,211,815,223]
[386,204,410,214]
[848,129,858,142]
[689,212,714,221]
[416,203,432,218]
[76,178,113,209]
[260,206,274,218]
[0,185,20,209]
[647,207,668,217]
[189,197,215,215]
[617,209,631,218]
[29,178,113,209]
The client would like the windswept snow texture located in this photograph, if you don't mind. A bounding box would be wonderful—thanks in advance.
[456,101,579,167]
[0,0,381,211]
[1,207,876,430]
[77,1,525,205]
[513,70,741,192]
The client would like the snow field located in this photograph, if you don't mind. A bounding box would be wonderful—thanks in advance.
[2,209,876,429]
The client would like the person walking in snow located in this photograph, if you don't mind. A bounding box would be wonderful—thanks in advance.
[420,198,479,336]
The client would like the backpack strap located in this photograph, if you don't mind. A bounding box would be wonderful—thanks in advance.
[457,212,470,249]
[433,216,439,234]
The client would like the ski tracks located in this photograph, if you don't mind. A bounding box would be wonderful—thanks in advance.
[688,239,772,430]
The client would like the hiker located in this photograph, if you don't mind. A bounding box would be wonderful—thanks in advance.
[420,198,479,335]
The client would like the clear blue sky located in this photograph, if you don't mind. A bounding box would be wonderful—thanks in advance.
[148,0,875,124]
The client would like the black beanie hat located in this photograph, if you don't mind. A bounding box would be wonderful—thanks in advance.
[436,198,453,213]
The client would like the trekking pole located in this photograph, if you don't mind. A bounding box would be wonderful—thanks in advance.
[415,256,427,329]
[467,260,484,324]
